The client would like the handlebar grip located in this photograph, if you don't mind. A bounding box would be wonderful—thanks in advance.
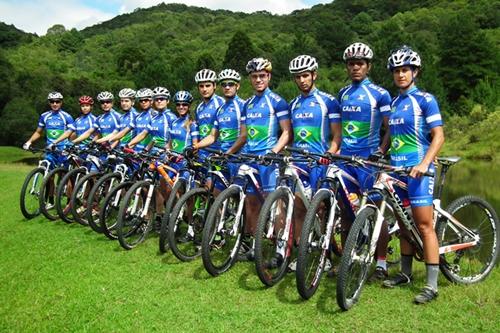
[284,146,308,155]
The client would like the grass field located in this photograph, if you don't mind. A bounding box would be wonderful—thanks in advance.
[1,147,499,332]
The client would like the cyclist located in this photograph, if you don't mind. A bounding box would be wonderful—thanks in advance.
[23,92,74,156]
[337,42,392,280]
[383,46,444,304]
[193,68,246,190]
[287,55,341,266]
[236,57,291,260]
[147,86,176,152]
[125,88,155,152]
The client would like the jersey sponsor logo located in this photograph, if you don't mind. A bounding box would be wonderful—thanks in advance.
[260,102,266,108]
[219,116,231,122]
[295,112,314,119]
[171,129,182,135]
[403,104,410,111]
[342,105,361,112]
[247,112,262,119]
[47,120,63,126]
[198,113,212,119]
[388,118,405,125]
[344,137,358,144]
[392,138,405,151]
[344,121,359,135]
[309,101,317,107]
[357,94,366,101]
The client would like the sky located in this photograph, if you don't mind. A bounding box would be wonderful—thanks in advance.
[0,0,332,36]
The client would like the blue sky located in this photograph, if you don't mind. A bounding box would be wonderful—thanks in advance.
[0,0,332,35]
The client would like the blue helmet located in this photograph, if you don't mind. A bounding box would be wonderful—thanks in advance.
[173,91,194,104]
[387,46,421,70]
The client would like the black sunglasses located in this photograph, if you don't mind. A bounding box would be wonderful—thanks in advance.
[100,100,112,104]
[221,82,236,88]
[49,100,62,104]
[139,99,151,103]
[154,97,167,102]
[176,103,189,107]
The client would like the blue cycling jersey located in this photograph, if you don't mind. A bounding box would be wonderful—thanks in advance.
[289,88,341,154]
[93,109,122,137]
[213,95,245,152]
[38,109,75,148]
[338,78,392,156]
[169,115,199,153]
[389,86,443,167]
[68,113,97,147]
[196,94,225,150]
[128,108,154,151]
[119,107,139,145]
[147,109,174,149]
[241,88,290,153]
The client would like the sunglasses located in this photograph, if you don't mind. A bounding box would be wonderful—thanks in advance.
[100,100,112,105]
[176,103,189,107]
[221,82,236,88]
[154,97,167,102]
[139,99,151,103]
[49,100,62,104]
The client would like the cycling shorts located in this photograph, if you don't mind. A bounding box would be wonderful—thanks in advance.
[393,164,435,207]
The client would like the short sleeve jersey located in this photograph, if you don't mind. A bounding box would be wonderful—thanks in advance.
[213,95,245,152]
[93,109,122,137]
[128,108,154,150]
[196,94,225,149]
[119,107,139,144]
[338,78,392,155]
[289,88,340,154]
[68,113,97,147]
[241,88,290,153]
[389,87,443,167]
[169,115,199,153]
[38,109,75,147]
[146,109,174,148]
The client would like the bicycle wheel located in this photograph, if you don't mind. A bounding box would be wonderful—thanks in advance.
[336,206,377,311]
[296,189,337,300]
[20,167,45,219]
[201,186,244,276]
[39,167,67,221]
[437,195,499,284]
[159,178,188,253]
[100,181,133,240]
[71,172,100,227]
[254,187,292,287]
[168,188,209,261]
[55,167,86,223]
[87,172,121,232]
[116,180,155,250]
[384,206,401,267]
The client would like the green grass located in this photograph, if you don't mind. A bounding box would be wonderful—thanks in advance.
[1,150,499,332]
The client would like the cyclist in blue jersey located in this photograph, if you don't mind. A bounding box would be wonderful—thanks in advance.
[146,86,174,152]
[97,88,138,147]
[235,57,292,259]
[193,69,246,190]
[72,91,122,145]
[23,92,74,163]
[288,55,341,259]
[336,42,393,280]
[382,46,444,304]
[125,88,155,152]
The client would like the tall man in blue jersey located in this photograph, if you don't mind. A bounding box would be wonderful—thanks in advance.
[337,42,392,280]
[234,57,292,260]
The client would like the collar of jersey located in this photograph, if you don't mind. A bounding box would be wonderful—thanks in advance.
[300,87,319,99]
[401,86,419,97]
[352,77,371,87]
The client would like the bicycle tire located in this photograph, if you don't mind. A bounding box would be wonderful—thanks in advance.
[437,195,499,284]
[116,180,155,250]
[100,181,133,240]
[336,206,377,311]
[55,167,86,223]
[70,172,100,227]
[201,186,244,276]
[168,187,209,261]
[87,172,121,232]
[20,167,45,219]
[159,178,187,253]
[39,167,67,221]
[254,187,292,287]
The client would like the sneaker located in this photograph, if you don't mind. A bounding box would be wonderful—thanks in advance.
[414,285,438,304]
[323,258,332,273]
[287,259,297,272]
[45,203,55,210]
[212,234,225,249]
[178,234,193,243]
[266,253,284,269]
[382,272,412,288]
[369,267,388,283]
[237,241,254,262]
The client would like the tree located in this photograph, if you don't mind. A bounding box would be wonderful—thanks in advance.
[222,31,256,74]
[46,24,66,35]
[195,52,217,71]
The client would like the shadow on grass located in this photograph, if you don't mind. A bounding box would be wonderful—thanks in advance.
[274,272,303,305]
[192,264,212,280]
[238,264,267,291]
[315,275,342,315]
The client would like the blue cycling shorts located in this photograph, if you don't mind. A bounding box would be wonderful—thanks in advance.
[393,163,435,207]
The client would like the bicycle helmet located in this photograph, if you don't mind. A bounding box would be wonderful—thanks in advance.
[135,88,153,99]
[343,42,374,62]
[118,88,136,99]
[78,95,94,105]
[387,46,421,70]
[246,57,272,73]
[289,55,318,74]
[47,91,63,100]
[173,91,194,104]
[152,86,171,100]
[218,69,241,82]
[195,69,217,83]
[97,91,114,101]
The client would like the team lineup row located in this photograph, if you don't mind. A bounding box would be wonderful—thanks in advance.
[23,42,446,305]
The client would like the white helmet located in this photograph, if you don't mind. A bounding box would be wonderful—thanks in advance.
[118,88,136,99]
[343,42,374,62]
[135,88,153,99]
[387,46,421,70]
[218,69,241,82]
[289,55,318,74]
[97,91,114,101]
[195,69,217,83]
[47,91,63,100]
[152,86,171,99]
[173,91,194,104]
[246,57,272,73]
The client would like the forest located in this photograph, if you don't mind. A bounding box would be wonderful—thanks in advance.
[0,0,498,159]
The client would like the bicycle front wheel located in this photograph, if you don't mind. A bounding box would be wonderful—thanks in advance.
[39,167,67,221]
[55,167,86,223]
[336,206,377,311]
[70,172,100,227]
[159,178,187,253]
[20,167,45,219]
[100,181,133,240]
[438,195,499,284]
[87,172,121,232]
[201,186,244,277]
